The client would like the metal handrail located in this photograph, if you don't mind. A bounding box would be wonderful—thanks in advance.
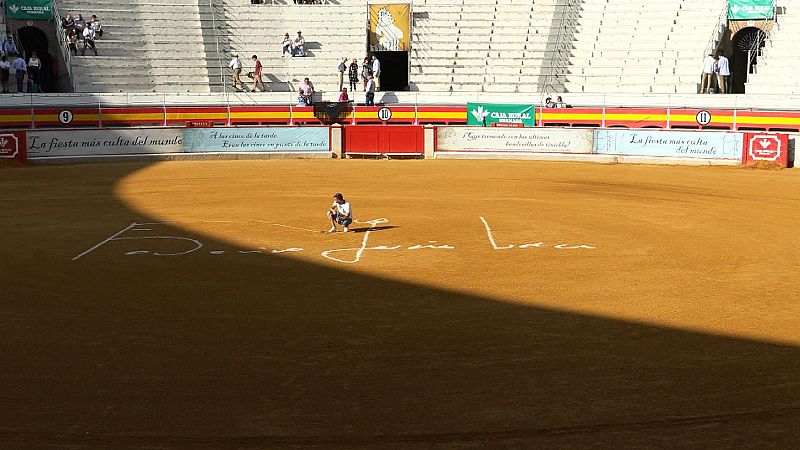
[208,0,228,93]
[541,0,579,99]
[50,1,77,91]
[702,3,729,61]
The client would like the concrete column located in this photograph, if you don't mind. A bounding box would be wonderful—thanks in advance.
[330,125,343,159]
[424,125,435,159]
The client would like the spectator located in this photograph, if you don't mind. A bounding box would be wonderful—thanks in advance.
[716,51,730,94]
[299,77,314,104]
[338,87,349,102]
[292,31,306,57]
[701,53,716,94]
[2,36,17,56]
[371,54,381,91]
[11,54,26,93]
[61,14,76,36]
[337,57,347,91]
[348,58,359,91]
[360,56,371,89]
[0,55,10,93]
[67,31,78,56]
[251,54,265,92]
[228,53,244,91]
[556,95,565,108]
[74,14,87,41]
[544,97,556,108]
[82,27,98,56]
[27,51,41,90]
[281,33,292,57]
[297,87,309,106]
[365,74,376,106]
[89,15,103,38]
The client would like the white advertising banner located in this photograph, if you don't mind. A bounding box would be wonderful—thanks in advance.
[436,127,593,153]
[27,128,183,158]
[594,129,743,160]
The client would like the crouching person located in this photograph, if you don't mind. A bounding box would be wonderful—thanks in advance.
[327,192,352,233]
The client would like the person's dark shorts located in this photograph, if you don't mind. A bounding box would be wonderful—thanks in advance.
[334,214,352,226]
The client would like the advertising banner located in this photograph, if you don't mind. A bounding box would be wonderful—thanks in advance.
[466,103,536,127]
[742,132,789,167]
[437,127,593,154]
[27,129,183,158]
[369,3,411,51]
[183,127,330,153]
[728,0,774,20]
[0,131,26,163]
[5,0,53,19]
[593,129,743,160]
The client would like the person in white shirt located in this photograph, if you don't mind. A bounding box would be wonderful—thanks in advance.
[715,51,730,94]
[228,53,244,91]
[89,15,103,38]
[281,33,292,57]
[27,52,41,90]
[365,74,376,106]
[326,193,353,233]
[81,27,98,56]
[371,54,381,91]
[292,31,306,57]
[701,53,717,94]
[0,55,11,93]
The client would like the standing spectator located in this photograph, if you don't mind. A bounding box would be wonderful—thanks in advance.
[365,74,376,106]
[74,14,87,41]
[27,52,41,91]
[0,55,10,93]
[82,27,98,56]
[338,87,349,102]
[337,57,347,91]
[228,53,244,91]
[67,31,78,56]
[348,58,359,91]
[292,31,306,57]
[360,56,371,90]
[299,77,314,105]
[371,54,381,91]
[11,54,27,93]
[716,51,730,94]
[251,55,265,92]
[281,33,292,57]
[2,36,17,56]
[700,53,716,94]
[89,15,103,38]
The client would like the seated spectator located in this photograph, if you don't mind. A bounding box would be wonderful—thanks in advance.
[297,88,309,106]
[89,15,103,38]
[281,33,292,57]
[74,14,87,40]
[292,31,306,57]
[338,87,349,102]
[556,96,565,108]
[2,36,18,57]
[544,97,556,108]
[299,77,314,104]
[61,14,76,36]
[67,31,78,56]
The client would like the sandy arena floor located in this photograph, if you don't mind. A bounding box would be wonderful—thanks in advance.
[1,159,799,448]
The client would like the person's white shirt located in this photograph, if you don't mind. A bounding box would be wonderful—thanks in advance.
[365,78,376,93]
[332,200,351,217]
[0,60,10,70]
[28,57,39,69]
[716,55,730,76]
[371,58,380,74]
[83,28,96,40]
[703,55,716,74]
[228,57,242,70]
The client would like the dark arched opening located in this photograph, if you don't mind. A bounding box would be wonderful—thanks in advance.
[731,27,766,94]
[17,26,55,93]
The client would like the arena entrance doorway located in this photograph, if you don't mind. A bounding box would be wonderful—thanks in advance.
[368,3,411,92]
[731,27,766,94]
[17,26,54,93]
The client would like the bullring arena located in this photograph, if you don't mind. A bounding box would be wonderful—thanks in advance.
[3,0,800,447]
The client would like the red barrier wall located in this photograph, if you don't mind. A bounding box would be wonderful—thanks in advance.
[742,133,790,167]
[344,125,424,155]
[0,131,27,164]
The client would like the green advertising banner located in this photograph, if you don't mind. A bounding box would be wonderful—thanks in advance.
[728,0,774,20]
[467,102,536,127]
[5,0,53,20]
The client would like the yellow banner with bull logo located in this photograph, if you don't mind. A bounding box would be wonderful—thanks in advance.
[369,3,411,52]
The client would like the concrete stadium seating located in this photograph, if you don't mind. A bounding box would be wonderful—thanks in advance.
[47,0,729,97]
[745,1,795,94]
